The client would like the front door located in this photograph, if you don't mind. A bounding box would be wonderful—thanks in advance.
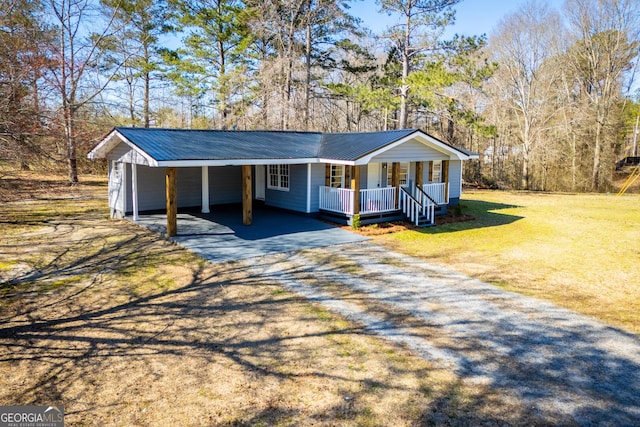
[255,165,265,200]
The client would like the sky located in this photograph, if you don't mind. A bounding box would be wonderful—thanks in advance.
[347,0,566,39]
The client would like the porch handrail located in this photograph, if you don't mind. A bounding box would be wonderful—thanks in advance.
[399,187,422,226]
[319,186,354,214]
[421,190,436,226]
[421,182,448,205]
[360,187,396,214]
[400,186,436,226]
[415,185,440,207]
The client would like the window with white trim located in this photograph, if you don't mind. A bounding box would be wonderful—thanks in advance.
[385,162,409,186]
[431,160,442,182]
[268,164,290,191]
[330,164,344,188]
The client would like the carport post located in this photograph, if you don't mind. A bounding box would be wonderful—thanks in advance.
[201,165,210,213]
[131,163,139,220]
[166,167,177,237]
[242,165,252,225]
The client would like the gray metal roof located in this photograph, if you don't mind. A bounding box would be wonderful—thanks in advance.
[115,127,322,161]
[319,129,418,160]
[92,127,476,163]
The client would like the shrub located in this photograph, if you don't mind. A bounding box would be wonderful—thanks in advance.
[351,214,361,230]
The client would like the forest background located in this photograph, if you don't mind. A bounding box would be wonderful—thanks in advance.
[1,0,639,192]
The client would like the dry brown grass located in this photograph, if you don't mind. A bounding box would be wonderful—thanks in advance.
[0,171,541,426]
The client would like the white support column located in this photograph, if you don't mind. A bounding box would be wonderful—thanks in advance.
[201,165,210,213]
[306,163,312,213]
[131,163,139,221]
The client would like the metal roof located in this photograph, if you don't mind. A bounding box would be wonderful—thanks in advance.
[89,127,477,164]
[319,129,418,160]
[115,127,322,161]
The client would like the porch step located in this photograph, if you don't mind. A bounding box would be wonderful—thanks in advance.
[416,214,435,227]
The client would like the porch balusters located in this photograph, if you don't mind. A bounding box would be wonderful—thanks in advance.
[420,183,447,205]
[319,186,398,215]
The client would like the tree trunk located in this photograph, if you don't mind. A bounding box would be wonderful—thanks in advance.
[144,44,150,128]
[283,57,292,130]
[128,76,135,124]
[66,106,78,183]
[521,148,529,190]
[218,39,228,130]
[304,23,311,131]
[399,13,411,129]
[591,120,603,190]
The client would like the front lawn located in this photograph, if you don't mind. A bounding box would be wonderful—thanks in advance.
[377,190,640,334]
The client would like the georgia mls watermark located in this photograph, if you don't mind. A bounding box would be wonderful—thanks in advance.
[0,406,64,427]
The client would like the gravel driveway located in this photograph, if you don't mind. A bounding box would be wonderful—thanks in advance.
[247,241,640,425]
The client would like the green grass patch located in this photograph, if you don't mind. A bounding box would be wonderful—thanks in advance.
[377,191,640,333]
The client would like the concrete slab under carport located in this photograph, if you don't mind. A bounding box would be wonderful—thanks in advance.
[132,205,369,263]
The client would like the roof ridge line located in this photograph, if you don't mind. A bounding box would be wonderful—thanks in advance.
[115,126,323,134]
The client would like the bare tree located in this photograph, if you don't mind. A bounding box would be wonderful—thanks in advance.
[564,0,640,190]
[488,1,563,189]
[47,0,124,183]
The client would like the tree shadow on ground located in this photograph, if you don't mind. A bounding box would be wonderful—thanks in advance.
[0,204,552,426]
[420,199,524,234]
[279,245,640,426]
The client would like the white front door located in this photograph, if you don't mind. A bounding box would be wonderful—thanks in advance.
[367,163,381,188]
[255,165,265,200]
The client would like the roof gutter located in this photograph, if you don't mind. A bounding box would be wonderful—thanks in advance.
[156,158,356,167]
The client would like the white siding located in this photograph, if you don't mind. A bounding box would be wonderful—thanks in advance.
[125,165,243,213]
[370,140,449,163]
[209,166,242,204]
[106,141,150,166]
[176,167,202,208]
[265,164,307,212]
[309,163,326,212]
[448,160,462,201]
[136,166,166,211]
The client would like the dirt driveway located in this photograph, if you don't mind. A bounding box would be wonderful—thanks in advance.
[248,241,640,425]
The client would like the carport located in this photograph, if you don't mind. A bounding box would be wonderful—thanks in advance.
[132,205,369,263]
[88,127,478,237]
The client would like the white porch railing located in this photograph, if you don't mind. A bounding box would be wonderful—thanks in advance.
[319,186,398,215]
[412,186,436,225]
[399,188,422,226]
[421,182,448,205]
[319,186,436,226]
[319,186,354,214]
[360,187,397,214]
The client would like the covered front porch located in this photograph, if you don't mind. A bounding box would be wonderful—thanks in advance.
[318,161,453,227]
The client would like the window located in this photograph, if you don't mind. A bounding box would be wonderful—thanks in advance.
[431,161,442,182]
[385,162,409,186]
[330,164,344,188]
[268,164,290,191]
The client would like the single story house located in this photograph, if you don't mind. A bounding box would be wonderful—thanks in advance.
[88,127,478,236]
